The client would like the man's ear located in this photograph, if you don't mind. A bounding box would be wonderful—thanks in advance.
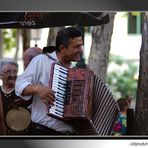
[0,73,3,79]
[59,44,65,52]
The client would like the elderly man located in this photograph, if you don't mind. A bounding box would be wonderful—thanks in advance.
[23,47,42,69]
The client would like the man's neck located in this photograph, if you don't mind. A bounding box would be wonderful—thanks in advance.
[2,85,14,92]
[56,52,71,68]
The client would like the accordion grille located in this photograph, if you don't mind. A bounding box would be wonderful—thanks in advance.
[77,75,119,135]
[92,76,119,135]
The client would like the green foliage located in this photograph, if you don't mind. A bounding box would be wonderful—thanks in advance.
[107,54,138,99]
[3,29,16,52]
[121,12,141,18]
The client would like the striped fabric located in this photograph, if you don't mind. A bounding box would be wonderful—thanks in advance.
[76,75,119,135]
[92,75,119,135]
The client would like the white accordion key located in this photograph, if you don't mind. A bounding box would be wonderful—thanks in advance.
[52,83,66,91]
[50,109,63,118]
[54,64,68,73]
[54,69,68,78]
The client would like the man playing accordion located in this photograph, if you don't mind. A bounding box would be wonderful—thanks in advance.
[15,27,119,135]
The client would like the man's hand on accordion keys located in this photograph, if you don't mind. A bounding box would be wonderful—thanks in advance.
[34,85,55,106]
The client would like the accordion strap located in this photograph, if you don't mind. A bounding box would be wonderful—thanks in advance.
[44,53,57,62]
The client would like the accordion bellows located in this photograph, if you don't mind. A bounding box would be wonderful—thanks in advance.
[48,63,119,135]
[89,76,119,135]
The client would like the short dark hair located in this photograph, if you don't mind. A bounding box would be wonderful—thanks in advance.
[117,98,129,112]
[56,27,82,51]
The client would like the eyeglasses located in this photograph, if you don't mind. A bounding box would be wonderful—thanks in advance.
[2,70,18,75]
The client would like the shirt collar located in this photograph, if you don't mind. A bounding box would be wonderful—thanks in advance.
[49,51,58,61]
[48,51,74,68]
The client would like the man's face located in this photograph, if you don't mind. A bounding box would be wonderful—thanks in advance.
[1,63,18,86]
[62,37,83,62]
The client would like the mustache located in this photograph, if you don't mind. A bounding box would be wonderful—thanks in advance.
[7,76,17,80]
[75,51,82,56]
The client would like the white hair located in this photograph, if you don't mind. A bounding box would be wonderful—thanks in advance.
[0,58,18,74]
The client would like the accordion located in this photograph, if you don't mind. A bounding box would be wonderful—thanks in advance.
[48,62,119,135]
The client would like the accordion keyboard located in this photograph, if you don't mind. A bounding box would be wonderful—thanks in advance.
[49,64,68,118]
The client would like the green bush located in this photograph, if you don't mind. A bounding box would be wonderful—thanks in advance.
[107,54,138,99]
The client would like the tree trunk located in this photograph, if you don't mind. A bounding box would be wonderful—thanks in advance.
[22,29,30,53]
[14,29,20,60]
[0,29,3,58]
[88,12,116,82]
[134,12,148,135]
[47,27,64,46]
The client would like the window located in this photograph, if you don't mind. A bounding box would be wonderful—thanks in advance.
[128,12,143,34]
